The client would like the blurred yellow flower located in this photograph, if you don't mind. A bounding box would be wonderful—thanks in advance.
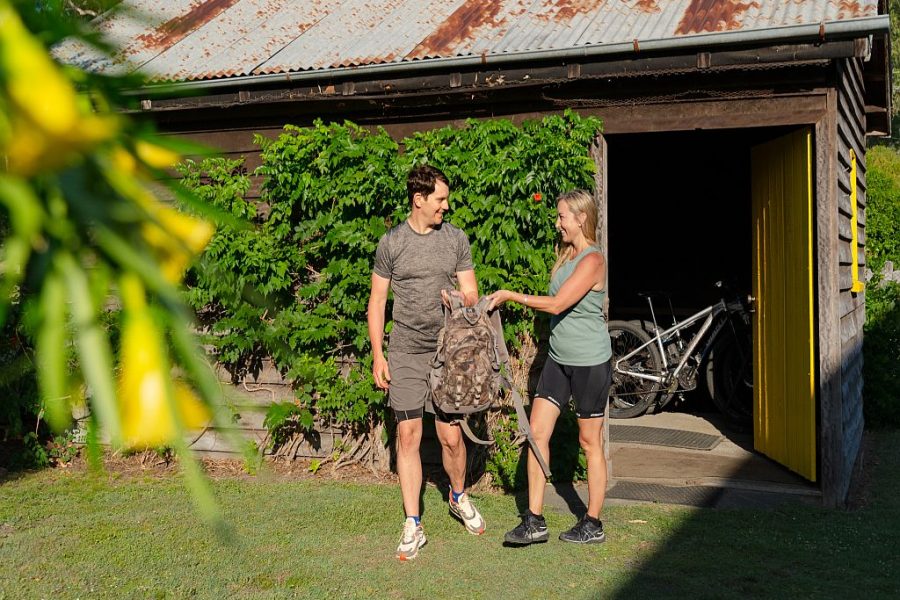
[110,147,138,175]
[141,202,215,283]
[118,274,210,449]
[0,1,117,175]
[135,141,181,170]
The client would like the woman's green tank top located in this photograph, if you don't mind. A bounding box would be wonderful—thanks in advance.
[548,246,612,366]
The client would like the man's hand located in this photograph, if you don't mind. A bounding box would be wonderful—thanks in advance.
[456,269,478,308]
[372,354,391,390]
[441,289,466,308]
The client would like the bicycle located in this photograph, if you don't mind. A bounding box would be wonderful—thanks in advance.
[606,282,754,425]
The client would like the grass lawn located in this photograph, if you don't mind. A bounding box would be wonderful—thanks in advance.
[1,432,899,600]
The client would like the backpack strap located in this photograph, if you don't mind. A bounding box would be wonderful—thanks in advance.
[488,309,552,480]
[501,375,552,480]
[455,418,494,445]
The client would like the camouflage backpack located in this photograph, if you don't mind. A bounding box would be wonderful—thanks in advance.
[429,292,551,479]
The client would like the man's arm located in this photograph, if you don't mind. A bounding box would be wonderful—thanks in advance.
[367,273,391,389]
[457,269,478,307]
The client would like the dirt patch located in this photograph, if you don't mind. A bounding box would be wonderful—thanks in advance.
[57,450,398,487]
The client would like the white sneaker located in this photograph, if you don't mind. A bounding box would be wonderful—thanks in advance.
[448,491,486,535]
[396,518,426,561]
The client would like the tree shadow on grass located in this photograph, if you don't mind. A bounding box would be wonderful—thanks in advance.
[608,433,900,597]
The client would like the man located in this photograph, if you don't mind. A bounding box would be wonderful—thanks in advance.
[367,164,485,561]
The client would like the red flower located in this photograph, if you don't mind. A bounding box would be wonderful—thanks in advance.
[533,193,542,202]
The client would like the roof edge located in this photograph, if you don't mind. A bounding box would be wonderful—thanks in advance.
[132,15,890,95]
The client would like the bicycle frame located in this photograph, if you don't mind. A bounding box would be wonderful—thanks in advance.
[614,300,728,388]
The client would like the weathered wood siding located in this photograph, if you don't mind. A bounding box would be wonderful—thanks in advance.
[188,360,350,459]
[833,57,867,503]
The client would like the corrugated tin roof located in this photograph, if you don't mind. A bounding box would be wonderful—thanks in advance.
[53,0,881,83]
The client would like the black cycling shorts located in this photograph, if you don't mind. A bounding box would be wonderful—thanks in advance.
[534,357,611,418]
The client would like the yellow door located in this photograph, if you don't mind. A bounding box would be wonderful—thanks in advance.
[751,128,816,481]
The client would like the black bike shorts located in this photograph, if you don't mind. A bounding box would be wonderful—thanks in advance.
[534,357,611,419]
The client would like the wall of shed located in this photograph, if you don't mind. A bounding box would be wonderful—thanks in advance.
[833,57,868,503]
[158,68,867,499]
[190,361,348,459]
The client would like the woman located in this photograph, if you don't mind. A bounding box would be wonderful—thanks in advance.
[487,189,611,545]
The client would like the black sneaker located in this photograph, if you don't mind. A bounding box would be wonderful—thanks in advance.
[504,510,549,546]
[559,515,606,544]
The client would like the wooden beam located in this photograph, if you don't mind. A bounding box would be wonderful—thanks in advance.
[590,133,612,488]
[595,94,828,134]
[816,89,844,508]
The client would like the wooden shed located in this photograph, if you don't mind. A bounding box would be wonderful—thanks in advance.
[57,0,892,506]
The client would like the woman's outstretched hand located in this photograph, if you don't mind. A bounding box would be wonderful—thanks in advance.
[486,289,514,311]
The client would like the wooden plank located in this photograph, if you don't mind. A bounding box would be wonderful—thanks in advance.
[188,428,267,454]
[842,424,863,491]
[835,86,865,153]
[221,382,296,406]
[840,59,868,149]
[840,358,863,392]
[187,424,351,458]
[840,289,863,317]
[838,213,853,241]
[840,328,863,361]
[856,202,867,226]
[836,121,866,179]
[815,92,844,507]
[843,58,866,113]
[164,127,283,153]
[840,309,864,346]
[839,264,854,291]
[836,94,863,148]
[216,360,290,385]
[590,133,610,320]
[836,97,865,165]
[837,116,867,177]
[596,94,828,134]
[837,161,851,196]
[840,368,863,414]
[838,241,853,266]
[843,418,863,466]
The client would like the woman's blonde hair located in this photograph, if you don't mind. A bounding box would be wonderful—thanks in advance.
[551,189,598,277]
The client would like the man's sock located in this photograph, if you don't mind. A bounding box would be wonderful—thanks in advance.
[407,515,420,526]
[451,489,464,503]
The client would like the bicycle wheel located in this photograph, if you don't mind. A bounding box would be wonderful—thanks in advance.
[705,329,753,427]
[607,320,663,419]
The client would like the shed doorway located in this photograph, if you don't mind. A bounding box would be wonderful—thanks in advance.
[603,127,818,496]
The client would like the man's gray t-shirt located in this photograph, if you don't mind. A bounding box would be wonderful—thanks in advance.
[373,221,474,353]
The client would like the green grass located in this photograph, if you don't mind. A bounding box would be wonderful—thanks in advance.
[2,432,899,599]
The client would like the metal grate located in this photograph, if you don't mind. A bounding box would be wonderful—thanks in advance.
[607,481,724,508]
[609,425,722,451]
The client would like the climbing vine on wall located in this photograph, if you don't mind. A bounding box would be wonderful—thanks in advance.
[179,111,602,484]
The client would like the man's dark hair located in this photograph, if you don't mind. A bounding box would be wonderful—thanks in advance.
[407,165,449,202]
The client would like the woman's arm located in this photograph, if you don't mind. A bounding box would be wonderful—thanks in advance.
[488,252,605,315]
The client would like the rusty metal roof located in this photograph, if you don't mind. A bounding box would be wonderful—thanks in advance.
[53,0,884,83]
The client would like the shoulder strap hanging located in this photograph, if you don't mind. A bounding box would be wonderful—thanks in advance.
[488,309,552,480]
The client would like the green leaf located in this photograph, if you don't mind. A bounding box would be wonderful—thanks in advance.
[58,252,121,446]
[0,176,44,326]
[36,268,70,432]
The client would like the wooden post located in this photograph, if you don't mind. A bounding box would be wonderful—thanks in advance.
[817,91,844,507]
[590,132,612,487]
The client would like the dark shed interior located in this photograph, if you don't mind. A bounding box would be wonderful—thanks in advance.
[605,127,800,323]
